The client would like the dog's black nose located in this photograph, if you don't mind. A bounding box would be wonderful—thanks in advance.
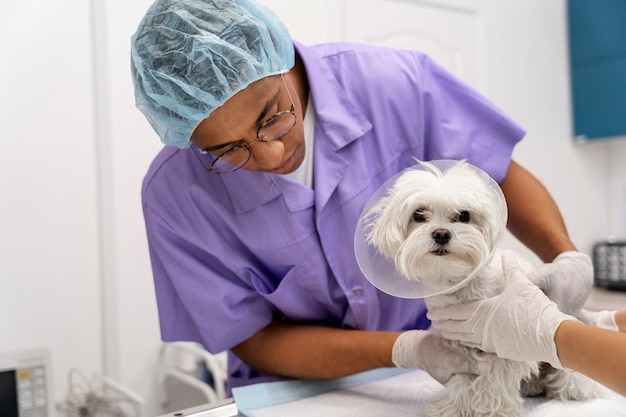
[432,229,451,245]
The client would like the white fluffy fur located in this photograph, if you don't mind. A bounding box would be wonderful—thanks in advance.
[365,160,602,417]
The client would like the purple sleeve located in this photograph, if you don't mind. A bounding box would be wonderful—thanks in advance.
[416,54,525,183]
[143,203,274,353]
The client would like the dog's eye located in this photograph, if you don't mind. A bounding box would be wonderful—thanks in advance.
[456,211,470,223]
[412,209,427,223]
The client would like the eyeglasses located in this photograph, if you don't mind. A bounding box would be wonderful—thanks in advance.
[191,74,296,174]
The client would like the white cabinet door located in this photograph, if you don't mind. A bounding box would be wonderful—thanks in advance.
[343,0,484,90]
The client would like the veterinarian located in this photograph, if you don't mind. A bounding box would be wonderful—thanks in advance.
[428,252,626,396]
[132,0,599,392]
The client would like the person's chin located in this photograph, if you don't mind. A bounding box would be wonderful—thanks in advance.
[271,150,303,175]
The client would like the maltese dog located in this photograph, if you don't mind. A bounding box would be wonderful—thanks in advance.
[364,160,601,417]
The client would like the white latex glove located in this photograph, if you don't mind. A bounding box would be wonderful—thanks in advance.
[427,252,577,369]
[392,330,481,385]
[578,308,619,331]
[527,251,593,316]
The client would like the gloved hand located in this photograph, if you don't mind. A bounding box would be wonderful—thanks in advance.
[527,251,593,316]
[392,330,481,384]
[427,252,577,369]
[578,308,619,331]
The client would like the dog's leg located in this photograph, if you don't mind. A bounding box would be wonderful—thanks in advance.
[423,374,477,417]
[424,357,535,417]
[520,362,551,397]
[542,367,606,400]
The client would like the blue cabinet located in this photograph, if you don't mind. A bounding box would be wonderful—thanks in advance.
[568,0,626,142]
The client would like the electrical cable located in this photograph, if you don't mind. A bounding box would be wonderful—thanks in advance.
[56,368,139,417]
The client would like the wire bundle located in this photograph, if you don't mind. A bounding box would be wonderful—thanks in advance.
[56,369,139,417]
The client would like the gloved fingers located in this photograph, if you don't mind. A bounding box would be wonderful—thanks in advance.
[526,251,593,291]
[577,308,618,331]
[391,330,428,368]
[500,250,521,271]
[553,251,591,263]
[427,299,486,322]
[431,255,562,359]
[500,254,550,302]
[526,264,553,290]
[405,331,482,385]
[523,251,593,316]
[501,251,534,286]
[435,329,483,349]
[427,310,484,348]
[427,351,482,385]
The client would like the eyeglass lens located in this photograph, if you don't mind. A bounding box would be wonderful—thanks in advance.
[211,110,296,173]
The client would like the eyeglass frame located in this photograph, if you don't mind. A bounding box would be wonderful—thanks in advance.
[190,74,296,174]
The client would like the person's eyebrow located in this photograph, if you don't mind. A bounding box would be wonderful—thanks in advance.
[255,89,281,126]
[201,88,282,153]
[201,141,235,153]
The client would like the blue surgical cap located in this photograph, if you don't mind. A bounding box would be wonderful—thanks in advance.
[131,0,295,148]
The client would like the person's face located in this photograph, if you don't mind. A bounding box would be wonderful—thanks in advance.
[190,74,306,175]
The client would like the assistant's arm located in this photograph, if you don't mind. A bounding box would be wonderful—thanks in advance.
[555,319,626,395]
[500,160,576,262]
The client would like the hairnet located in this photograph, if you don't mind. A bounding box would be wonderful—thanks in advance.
[131,0,295,148]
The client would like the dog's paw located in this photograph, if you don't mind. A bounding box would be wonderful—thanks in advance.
[544,368,607,401]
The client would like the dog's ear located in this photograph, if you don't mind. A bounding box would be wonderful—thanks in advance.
[364,195,407,259]
[484,190,507,251]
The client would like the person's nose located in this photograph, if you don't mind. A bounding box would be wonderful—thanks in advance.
[249,139,285,169]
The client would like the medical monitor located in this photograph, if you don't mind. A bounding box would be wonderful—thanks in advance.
[0,349,54,417]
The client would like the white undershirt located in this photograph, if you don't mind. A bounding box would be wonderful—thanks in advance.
[285,95,315,188]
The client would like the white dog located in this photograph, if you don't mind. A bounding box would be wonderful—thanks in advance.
[364,160,600,417]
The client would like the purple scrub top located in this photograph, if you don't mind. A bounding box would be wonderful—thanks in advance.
[141,41,525,390]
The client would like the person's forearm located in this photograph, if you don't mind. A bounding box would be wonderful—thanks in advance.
[500,161,576,262]
[232,320,400,380]
[555,320,626,395]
